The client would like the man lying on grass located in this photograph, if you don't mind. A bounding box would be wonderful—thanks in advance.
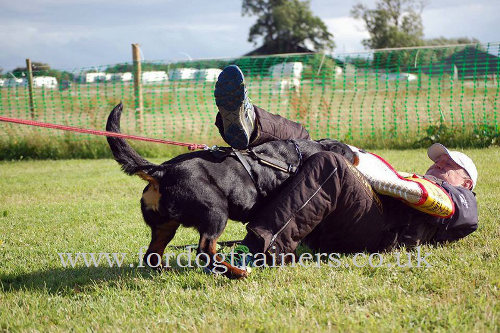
[213,65,478,275]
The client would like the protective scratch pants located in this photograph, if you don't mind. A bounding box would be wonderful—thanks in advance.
[242,151,392,260]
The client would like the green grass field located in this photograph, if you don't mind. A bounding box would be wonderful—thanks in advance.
[0,148,499,331]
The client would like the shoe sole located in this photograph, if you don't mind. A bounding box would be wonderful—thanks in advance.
[214,65,252,150]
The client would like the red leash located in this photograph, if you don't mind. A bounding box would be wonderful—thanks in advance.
[0,115,208,151]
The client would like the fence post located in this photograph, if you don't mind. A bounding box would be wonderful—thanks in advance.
[132,43,144,132]
[26,58,35,118]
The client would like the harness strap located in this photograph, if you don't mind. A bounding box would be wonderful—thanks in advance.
[233,149,257,184]
[248,150,298,173]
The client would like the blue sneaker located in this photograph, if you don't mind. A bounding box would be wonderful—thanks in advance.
[214,65,255,150]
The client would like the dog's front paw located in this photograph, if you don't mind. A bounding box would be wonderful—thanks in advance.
[202,262,249,279]
[225,266,249,279]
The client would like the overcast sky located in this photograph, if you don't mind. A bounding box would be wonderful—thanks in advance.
[0,0,498,72]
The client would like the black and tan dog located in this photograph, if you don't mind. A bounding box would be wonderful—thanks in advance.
[106,103,355,278]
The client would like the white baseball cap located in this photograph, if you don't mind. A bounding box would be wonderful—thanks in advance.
[427,143,478,189]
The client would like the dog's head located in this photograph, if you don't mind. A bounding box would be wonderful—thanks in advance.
[316,139,358,165]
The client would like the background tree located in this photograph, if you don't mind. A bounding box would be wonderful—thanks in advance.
[242,0,334,54]
[351,0,426,71]
[351,0,425,49]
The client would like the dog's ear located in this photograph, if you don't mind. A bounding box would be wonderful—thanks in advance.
[136,171,159,188]
[352,153,360,166]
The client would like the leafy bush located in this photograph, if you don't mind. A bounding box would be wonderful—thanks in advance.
[414,123,499,148]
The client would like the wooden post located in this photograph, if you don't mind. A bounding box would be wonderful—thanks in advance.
[132,44,144,132]
[26,58,35,118]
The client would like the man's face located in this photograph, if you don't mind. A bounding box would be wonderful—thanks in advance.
[425,154,470,188]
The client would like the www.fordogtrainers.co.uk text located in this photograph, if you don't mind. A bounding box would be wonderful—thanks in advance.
[57,246,432,274]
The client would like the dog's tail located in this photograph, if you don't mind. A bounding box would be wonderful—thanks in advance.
[106,103,160,183]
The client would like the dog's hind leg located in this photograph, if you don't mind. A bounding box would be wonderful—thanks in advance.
[144,220,180,269]
[140,182,179,270]
[198,231,248,279]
